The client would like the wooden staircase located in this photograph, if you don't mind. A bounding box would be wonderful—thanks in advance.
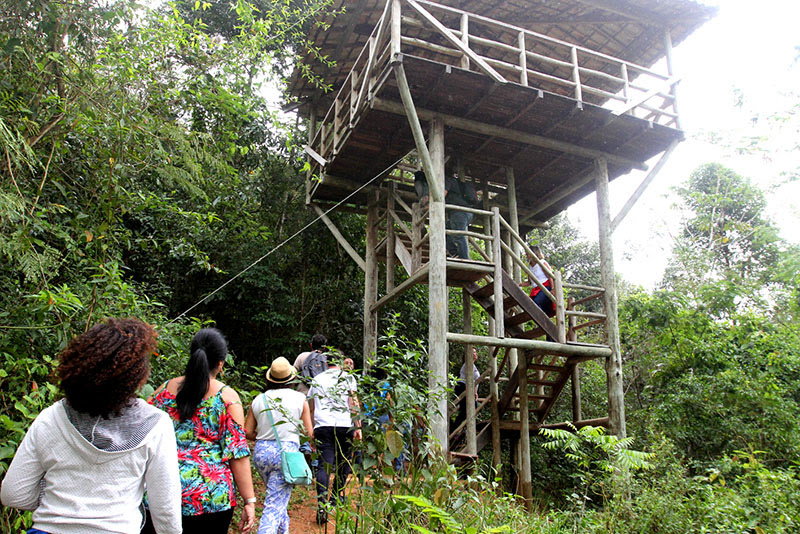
[450,265,603,455]
[358,185,611,457]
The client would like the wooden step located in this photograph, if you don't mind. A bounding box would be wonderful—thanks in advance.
[517,393,553,400]
[506,311,532,327]
[470,283,494,299]
[528,379,560,386]
[514,326,546,339]
[529,363,567,373]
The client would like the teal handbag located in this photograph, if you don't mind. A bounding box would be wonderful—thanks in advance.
[263,394,314,485]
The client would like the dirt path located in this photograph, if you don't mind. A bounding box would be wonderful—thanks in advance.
[246,481,336,533]
[287,485,329,533]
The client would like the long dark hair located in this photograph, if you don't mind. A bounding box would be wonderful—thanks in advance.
[176,328,227,421]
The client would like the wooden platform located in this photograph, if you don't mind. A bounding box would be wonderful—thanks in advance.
[309,53,682,222]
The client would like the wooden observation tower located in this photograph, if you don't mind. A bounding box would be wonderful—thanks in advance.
[288,0,714,502]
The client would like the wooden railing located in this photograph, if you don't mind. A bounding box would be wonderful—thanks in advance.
[306,0,681,188]
[399,187,606,347]
[401,0,679,124]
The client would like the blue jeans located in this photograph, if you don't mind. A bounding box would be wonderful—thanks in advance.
[533,289,554,316]
[446,210,473,259]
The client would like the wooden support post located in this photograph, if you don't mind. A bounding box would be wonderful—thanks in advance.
[363,193,380,366]
[554,271,566,344]
[611,140,679,233]
[595,158,626,437]
[505,167,520,412]
[412,201,422,272]
[313,205,366,272]
[309,103,318,137]
[568,298,582,422]
[518,350,533,510]
[459,13,470,70]
[491,208,504,340]
[518,31,528,86]
[663,30,681,129]
[571,47,583,106]
[393,65,443,202]
[483,179,492,267]
[306,105,318,204]
[386,180,397,291]
[428,117,449,451]
[484,182,502,475]
[390,0,401,58]
[620,64,630,110]
[350,68,358,124]
[490,345,501,477]
[507,167,521,283]
[462,289,477,455]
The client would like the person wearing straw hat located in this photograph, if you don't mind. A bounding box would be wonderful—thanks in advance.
[245,357,313,534]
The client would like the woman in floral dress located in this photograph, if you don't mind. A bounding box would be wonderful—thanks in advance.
[144,328,256,533]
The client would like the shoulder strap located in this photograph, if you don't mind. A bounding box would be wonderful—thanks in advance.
[261,393,283,452]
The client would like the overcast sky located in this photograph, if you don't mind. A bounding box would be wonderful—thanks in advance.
[568,0,800,288]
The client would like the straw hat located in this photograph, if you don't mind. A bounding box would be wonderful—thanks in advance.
[265,357,296,384]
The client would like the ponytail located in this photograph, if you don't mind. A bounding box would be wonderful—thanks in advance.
[176,328,227,421]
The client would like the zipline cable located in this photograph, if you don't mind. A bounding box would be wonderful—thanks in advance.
[168,151,421,324]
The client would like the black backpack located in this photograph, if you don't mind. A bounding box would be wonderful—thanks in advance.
[457,179,480,208]
[301,350,327,380]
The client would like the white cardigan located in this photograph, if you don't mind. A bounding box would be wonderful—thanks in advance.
[1,399,182,534]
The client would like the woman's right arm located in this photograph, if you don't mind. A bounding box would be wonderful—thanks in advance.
[0,418,44,510]
[301,400,314,443]
[244,406,257,441]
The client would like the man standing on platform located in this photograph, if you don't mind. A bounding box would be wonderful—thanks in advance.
[414,170,477,259]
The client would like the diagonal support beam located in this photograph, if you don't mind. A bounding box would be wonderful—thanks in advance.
[393,63,444,202]
[613,76,680,117]
[405,0,507,84]
[313,205,366,271]
[611,139,680,232]
[304,144,327,167]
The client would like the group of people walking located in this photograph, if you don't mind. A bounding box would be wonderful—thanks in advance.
[0,238,557,534]
[1,320,361,534]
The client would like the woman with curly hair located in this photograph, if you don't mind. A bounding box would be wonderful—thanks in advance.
[0,317,181,534]
[143,328,255,534]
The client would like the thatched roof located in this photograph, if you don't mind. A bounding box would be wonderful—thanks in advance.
[288,0,717,110]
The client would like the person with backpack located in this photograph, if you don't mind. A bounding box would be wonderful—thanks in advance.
[293,333,328,395]
[445,174,479,259]
[414,170,480,259]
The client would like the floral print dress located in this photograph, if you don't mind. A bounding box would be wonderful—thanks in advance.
[151,385,250,516]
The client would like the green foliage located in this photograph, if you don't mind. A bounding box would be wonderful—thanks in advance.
[540,425,654,475]
[619,289,800,463]
[663,163,789,314]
